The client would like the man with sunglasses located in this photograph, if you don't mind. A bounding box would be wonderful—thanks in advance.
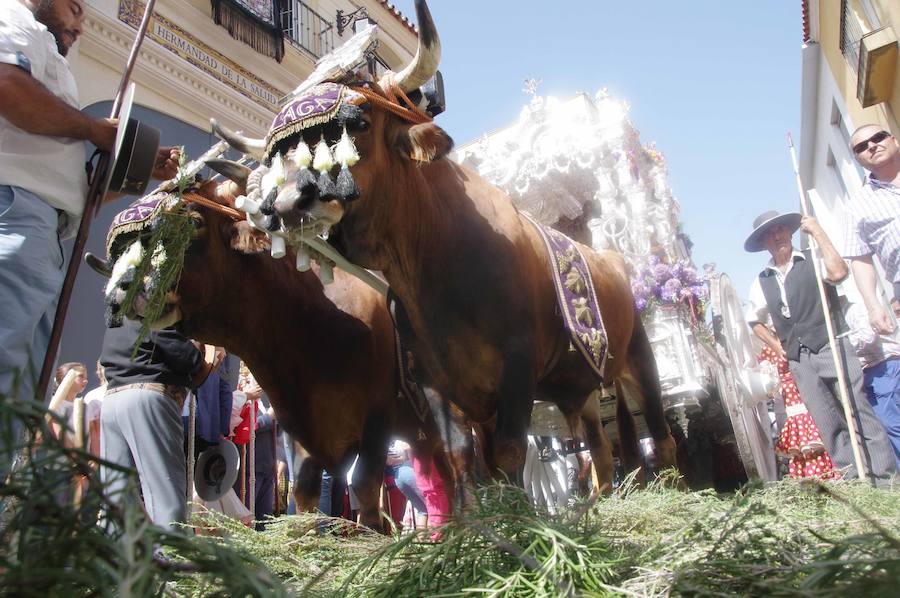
[843,126,900,335]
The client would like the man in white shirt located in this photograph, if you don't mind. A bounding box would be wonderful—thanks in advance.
[0,0,176,408]
[843,125,900,335]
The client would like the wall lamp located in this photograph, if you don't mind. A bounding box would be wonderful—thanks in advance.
[336,7,370,36]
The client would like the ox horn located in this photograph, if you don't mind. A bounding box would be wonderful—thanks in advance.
[210,118,266,161]
[394,0,441,93]
[84,252,111,278]
[205,158,253,189]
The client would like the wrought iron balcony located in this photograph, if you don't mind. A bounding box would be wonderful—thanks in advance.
[281,0,335,59]
[840,0,864,73]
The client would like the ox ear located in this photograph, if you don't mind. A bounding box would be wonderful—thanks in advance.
[230,221,271,255]
[400,122,454,163]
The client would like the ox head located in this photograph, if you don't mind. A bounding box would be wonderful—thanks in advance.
[214,0,451,257]
[102,171,269,334]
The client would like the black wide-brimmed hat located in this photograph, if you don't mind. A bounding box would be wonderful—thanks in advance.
[194,439,240,501]
[101,83,160,196]
[743,210,802,252]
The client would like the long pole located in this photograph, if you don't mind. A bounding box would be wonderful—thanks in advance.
[35,0,159,401]
[787,132,868,483]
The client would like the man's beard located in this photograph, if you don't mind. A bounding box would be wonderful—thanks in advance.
[34,0,71,56]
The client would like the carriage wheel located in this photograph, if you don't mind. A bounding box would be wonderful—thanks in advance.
[710,274,779,482]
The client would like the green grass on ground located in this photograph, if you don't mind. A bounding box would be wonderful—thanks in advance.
[172,474,900,597]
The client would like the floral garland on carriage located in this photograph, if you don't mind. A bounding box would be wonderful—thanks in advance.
[630,255,710,329]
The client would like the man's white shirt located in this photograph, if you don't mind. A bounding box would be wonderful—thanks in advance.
[0,0,88,230]
[842,175,900,283]
[745,250,808,325]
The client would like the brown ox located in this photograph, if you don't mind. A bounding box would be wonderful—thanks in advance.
[218,0,678,497]
[102,178,445,529]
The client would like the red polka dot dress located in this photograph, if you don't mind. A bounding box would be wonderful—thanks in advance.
[759,346,840,480]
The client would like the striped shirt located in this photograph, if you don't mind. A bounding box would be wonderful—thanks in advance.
[843,175,900,282]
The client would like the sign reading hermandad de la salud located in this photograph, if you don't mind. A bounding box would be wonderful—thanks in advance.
[118,0,282,111]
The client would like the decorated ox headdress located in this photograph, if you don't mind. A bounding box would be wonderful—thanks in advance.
[104,190,194,331]
[264,82,367,205]
[206,0,442,288]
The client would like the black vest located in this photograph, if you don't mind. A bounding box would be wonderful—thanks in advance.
[759,250,847,361]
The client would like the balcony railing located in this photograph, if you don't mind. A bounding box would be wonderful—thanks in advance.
[840,0,864,73]
[281,0,335,59]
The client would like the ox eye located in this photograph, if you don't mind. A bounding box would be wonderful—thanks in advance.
[349,118,370,133]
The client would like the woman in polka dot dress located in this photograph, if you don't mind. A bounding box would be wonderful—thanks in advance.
[759,345,839,479]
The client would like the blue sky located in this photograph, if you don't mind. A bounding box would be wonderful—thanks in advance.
[388,0,804,300]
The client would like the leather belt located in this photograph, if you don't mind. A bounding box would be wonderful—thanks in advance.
[105,382,188,408]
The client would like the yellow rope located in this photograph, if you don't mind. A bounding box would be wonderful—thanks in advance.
[182,192,244,222]
[350,73,433,126]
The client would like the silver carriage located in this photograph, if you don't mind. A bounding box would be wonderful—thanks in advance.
[454,85,780,490]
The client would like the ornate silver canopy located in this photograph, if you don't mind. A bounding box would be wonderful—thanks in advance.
[453,86,688,265]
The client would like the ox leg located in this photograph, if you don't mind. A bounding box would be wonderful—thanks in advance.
[352,413,392,531]
[579,402,614,495]
[424,387,475,512]
[294,456,324,513]
[625,316,678,472]
[493,343,536,479]
[614,380,644,485]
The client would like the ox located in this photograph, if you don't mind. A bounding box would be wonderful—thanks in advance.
[101,177,446,529]
[216,0,678,499]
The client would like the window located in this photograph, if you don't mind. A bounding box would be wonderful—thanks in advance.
[281,0,335,59]
[829,100,851,147]
[827,147,852,205]
[840,0,865,73]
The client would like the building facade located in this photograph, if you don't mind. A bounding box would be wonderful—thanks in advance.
[798,0,899,299]
[59,0,418,384]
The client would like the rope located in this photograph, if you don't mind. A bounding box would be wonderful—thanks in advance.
[350,73,432,126]
[181,192,244,221]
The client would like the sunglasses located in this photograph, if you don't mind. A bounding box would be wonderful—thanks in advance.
[853,130,891,154]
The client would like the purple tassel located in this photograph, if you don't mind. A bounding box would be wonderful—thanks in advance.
[336,165,359,201]
[296,167,317,193]
[318,170,336,198]
[260,187,277,215]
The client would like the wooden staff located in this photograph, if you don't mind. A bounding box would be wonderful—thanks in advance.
[787,132,868,483]
[44,369,77,434]
[186,393,196,519]
[36,0,159,401]
[72,396,84,507]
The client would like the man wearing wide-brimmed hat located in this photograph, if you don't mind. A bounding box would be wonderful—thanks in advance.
[745,210,897,485]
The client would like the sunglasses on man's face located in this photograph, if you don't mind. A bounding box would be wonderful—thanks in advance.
[853,130,891,154]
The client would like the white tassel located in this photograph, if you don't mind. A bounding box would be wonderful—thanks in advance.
[313,138,334,173]
[333,126,360,167]
[248,210,268,230]
[270,235,286,259]
[296,246,311,272]
[262,153,286,198]
[292,141,312,168]
[235,195,260,215]
[105,240,143,295]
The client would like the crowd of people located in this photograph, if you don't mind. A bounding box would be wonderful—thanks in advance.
[44,325,446,532]
[745,123,900,486]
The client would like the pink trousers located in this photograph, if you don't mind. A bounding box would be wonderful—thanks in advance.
[412,455,450,527]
